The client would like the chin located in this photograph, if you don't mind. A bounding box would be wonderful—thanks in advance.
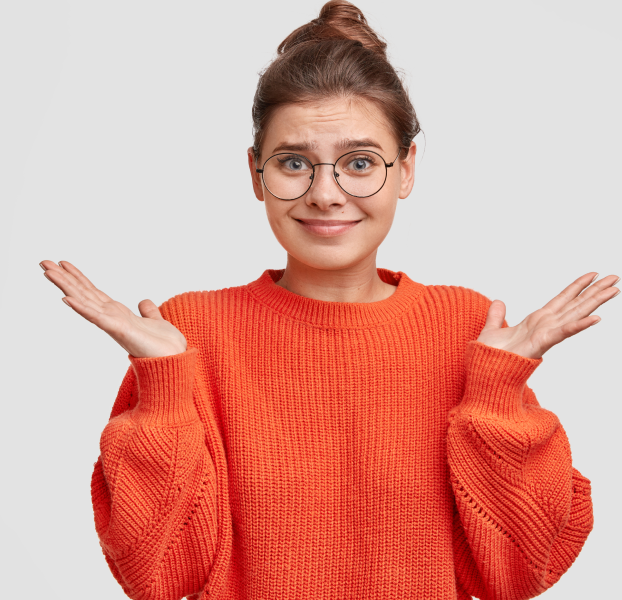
[287,246,370,271]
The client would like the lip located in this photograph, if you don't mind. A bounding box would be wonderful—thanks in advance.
[294,218,361,237]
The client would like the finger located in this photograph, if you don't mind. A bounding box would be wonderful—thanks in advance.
[559,314,602,340]
[137,298,163,320]
[568,273,619,304]
[63,288,107,316]
[39,260,58,271]
[41,260,72,276]
[557,274,620,319]
[43,261,104,304]
[557,285,619,324]
[481,299,506,331]
[57,260,113,303]
[43,268,104,307]
[61,295,117,330]
[542,272,599,314]
[539,313,601,353]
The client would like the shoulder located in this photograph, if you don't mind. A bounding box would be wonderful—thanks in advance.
[420,283,493,340]
[156,283,250,326]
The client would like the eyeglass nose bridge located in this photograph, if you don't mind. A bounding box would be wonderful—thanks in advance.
[308,162,340,183]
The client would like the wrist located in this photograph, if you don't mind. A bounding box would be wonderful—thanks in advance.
[129,343,187,359]
[128,347,199,425]
[457,341,542,421]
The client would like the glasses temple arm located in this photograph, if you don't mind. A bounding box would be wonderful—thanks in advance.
[385,147,404,168]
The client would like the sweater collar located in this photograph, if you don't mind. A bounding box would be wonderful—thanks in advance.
[245,267,425,329]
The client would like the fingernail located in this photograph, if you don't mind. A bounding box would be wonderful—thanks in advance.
[591,318,601,326]
[39,262,45,271]
[62,298,70,306]
[591,273,599,283]
[613,277,620,286]
[613,290,620,298]
[58,261,63,268]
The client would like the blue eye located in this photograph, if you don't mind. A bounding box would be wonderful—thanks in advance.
[277,155,310,172]
[346,155,374,172]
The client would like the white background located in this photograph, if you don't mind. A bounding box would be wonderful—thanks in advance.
[1,1,620,598]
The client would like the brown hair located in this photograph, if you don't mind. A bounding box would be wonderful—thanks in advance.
[251,0,421,162]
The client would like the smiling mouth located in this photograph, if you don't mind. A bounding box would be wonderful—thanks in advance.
[295,219,361,225]
[294,218,362,237]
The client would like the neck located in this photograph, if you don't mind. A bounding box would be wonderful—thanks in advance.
[275,252,397,303]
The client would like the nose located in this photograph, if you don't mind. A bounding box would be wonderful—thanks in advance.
[305,164,347,210]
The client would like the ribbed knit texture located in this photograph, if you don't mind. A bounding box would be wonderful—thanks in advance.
[91,268,593,600]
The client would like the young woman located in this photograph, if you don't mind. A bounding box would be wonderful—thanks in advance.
[40,2,617,599]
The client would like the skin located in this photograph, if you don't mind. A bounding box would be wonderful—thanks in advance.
[39,96,618,360]
[248,97,416,303]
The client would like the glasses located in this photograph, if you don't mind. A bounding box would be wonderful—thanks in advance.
[256,148,402,200]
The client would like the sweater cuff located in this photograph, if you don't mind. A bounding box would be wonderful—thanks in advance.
[128,347,199,426]
[459,341,543,421]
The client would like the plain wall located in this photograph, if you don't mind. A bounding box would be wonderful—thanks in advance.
[1,0,620,597]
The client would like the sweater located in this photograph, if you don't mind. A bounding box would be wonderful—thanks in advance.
[90,267,594,600]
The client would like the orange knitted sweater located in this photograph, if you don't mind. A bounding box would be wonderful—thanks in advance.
[91,268,593,600]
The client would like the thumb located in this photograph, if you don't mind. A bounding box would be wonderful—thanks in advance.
[137,298,163,320]
[482,299,506,331]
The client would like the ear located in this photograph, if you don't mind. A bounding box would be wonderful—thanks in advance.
[398,141,417,199]
[248,147,265,202]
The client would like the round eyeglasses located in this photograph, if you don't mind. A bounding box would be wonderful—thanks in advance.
[256,148,402,200]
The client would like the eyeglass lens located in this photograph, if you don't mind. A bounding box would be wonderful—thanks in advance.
[262,150,389,200]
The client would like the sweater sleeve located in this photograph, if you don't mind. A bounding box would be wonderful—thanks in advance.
[448,340,594,600]
[90,347,218,600]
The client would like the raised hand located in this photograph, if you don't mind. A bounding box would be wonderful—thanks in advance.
[40,260,188,359]
[476,272,620,360]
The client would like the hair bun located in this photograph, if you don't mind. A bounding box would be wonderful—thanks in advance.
[277,0,387,57]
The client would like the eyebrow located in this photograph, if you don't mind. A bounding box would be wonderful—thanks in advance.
[336,138,384,152]
[272,140,318,153]
[271,137,384,154]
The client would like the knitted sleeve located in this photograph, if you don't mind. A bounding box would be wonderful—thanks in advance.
[448,301,594,599]
[90,346,218,600]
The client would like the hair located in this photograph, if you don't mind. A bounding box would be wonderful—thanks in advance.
[251,0,421,162]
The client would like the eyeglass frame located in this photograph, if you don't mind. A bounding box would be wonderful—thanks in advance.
[255,147,403,201]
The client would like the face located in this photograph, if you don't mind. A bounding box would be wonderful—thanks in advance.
[247,97,416,271]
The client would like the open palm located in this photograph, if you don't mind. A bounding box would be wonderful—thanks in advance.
[477,271,619,360]
[40,260,187,359]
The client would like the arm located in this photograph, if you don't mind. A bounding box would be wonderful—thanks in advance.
[91,347,218,600]
[448,340,594,600]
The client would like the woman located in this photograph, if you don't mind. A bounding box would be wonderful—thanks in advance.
[40,2,617,599]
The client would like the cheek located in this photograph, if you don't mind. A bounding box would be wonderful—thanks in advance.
[364,185,399,225]
[264,199,293,237]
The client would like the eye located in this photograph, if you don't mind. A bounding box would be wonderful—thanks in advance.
[345,154,376,173]
[277,155,310,172]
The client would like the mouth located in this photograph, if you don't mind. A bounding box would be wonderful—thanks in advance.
[294,218,362,237]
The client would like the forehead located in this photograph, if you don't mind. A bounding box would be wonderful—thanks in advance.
[263,97,395,155]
